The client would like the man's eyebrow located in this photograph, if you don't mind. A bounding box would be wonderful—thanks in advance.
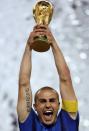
[38,98,46,101]
[49,98,56,101]
[39,98,57,101]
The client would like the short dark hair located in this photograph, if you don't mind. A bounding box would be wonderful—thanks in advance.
[34,86,59,103]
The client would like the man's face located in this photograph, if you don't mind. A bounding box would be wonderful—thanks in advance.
[34,89,60,125]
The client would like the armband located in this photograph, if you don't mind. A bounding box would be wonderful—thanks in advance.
[62,100,78,112]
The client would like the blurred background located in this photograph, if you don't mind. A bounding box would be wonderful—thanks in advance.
[0,0,89,131]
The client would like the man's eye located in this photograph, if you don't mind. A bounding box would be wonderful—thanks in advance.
[40,100,46,103]
[50,99,56,102]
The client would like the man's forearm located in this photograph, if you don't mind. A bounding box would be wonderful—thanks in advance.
[51,40,77,101]
[51,41,70,81]
[19,44,32,85]
[17,43,32,121]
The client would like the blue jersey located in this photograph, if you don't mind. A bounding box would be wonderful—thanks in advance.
[19,108,79,131]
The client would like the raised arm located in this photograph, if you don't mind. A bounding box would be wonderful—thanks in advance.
[17,41,32,122]
[51,37,76,100]
[49,30,78,118]
[51,40,77,101]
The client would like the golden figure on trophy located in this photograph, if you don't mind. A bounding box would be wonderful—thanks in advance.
[30,0,53,52]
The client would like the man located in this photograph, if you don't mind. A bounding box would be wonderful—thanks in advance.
[17,25,79,131]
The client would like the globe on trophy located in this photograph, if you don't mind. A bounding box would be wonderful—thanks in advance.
[30,0,53,52]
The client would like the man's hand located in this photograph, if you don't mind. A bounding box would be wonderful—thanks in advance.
[28,25,56,48]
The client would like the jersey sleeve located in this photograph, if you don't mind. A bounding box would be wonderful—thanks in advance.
[18,108,36,131]
[60,109,79,131]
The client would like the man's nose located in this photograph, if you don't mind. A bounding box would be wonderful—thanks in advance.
[45,102,51,108]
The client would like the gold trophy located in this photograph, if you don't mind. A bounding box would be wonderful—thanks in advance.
[30,0,53,52]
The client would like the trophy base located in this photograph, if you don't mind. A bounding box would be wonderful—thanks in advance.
[31,36,50,52]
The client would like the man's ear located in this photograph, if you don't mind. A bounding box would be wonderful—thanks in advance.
[58,102,60,109]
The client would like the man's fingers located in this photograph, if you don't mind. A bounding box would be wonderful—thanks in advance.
[34,29,46,33]
[34,24,47,28]
[33,28,47,33]
[28,26,53,45]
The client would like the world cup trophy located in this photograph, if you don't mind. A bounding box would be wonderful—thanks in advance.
[30,0,53,52]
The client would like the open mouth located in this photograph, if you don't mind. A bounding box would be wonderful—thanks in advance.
[43,110,53,118]
[41,110,56,125]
